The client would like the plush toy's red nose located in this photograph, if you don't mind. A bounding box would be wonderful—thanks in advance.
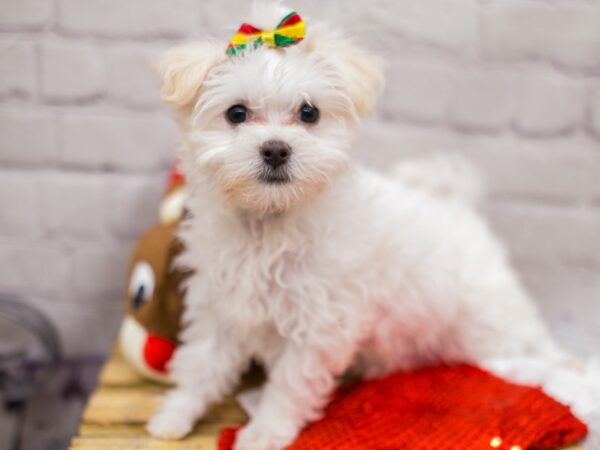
[143,334,176,373]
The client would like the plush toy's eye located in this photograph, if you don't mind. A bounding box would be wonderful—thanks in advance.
[226,104,248,124]
[129,261,155,310]
[299,103,319,124]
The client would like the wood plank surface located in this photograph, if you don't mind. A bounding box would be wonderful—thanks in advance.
[70,348,247,449]
[70,348,584,449]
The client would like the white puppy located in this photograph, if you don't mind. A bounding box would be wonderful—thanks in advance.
[148,4,599,449]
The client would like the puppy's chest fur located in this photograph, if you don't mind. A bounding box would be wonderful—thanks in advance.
[184,207,356,341]
[222,214,334,327]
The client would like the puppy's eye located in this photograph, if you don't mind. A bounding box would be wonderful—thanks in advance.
[226,104,248,124]
[299,103,319,124]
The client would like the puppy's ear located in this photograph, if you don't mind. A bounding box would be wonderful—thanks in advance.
[307,30,385,117]
[156,41,227,114]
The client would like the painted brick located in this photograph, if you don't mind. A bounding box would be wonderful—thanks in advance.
[380,62,455,123]
[513,70,585,136]
[57,0,200,39]
[40,40,105,102]
[0,0,53,29]
[0,171,43,236]
[590,84,600,138]
[107,174,165,240]
[483,0,600,69]
[0,110,57,166]
[486,203,600,268]
[60,113,178,172]
[523,265,600,357]
[357,120,458,169]
[18,293,123,355]
[449,69,515,132]
[70,241,133,299]
[463,136,600,204]
[106,45,162,109]
[351,0,479,54]
[359,122,600,204]
[49,302,123,355]
[0,238,70,298]
[0,40,36,98]
[42,173,107,239]
[198,0,275,38]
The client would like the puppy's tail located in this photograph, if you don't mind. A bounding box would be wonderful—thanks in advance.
[390,154,484,205]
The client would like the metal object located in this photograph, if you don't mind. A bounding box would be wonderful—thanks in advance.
[0,295,62,450]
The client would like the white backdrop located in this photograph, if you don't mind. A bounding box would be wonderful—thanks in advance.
[0,0,599,355]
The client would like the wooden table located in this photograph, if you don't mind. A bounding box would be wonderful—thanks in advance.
[70,348,248,449]
[70,349,584,449]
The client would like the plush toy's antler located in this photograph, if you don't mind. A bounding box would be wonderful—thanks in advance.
[159,163,186,225]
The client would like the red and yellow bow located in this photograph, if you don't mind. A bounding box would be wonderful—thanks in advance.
[226,12,305,55]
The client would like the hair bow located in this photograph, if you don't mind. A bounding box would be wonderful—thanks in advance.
[226,12,305,55]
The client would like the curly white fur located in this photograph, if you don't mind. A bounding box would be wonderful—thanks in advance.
[147,3,599,449]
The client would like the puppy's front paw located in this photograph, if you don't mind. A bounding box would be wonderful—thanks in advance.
[234,423,296,450]
[147,410,194,440]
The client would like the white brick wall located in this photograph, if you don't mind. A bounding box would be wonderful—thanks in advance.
[0,0,53,30]
[57,0,202,38]
[380,61,455,123]
[0,0,598,356]
[0,110,57,165]
[482,1,600,70]
[40,40,106,102]
[0,172,44,236]
[448,68,515,132]
[106,45,163,109]
[59,113,177,171]
[513,69,586,136]
[591,83,600,137]
[0,40,37,98]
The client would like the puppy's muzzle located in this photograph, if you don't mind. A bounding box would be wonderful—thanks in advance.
[260,140,291,169]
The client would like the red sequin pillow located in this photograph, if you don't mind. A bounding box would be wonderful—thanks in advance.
[219,364,587,450]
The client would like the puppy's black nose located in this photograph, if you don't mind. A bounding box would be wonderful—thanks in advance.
[260,140,291,169]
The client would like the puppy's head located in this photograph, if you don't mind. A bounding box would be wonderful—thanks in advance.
[157,4,384,214]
